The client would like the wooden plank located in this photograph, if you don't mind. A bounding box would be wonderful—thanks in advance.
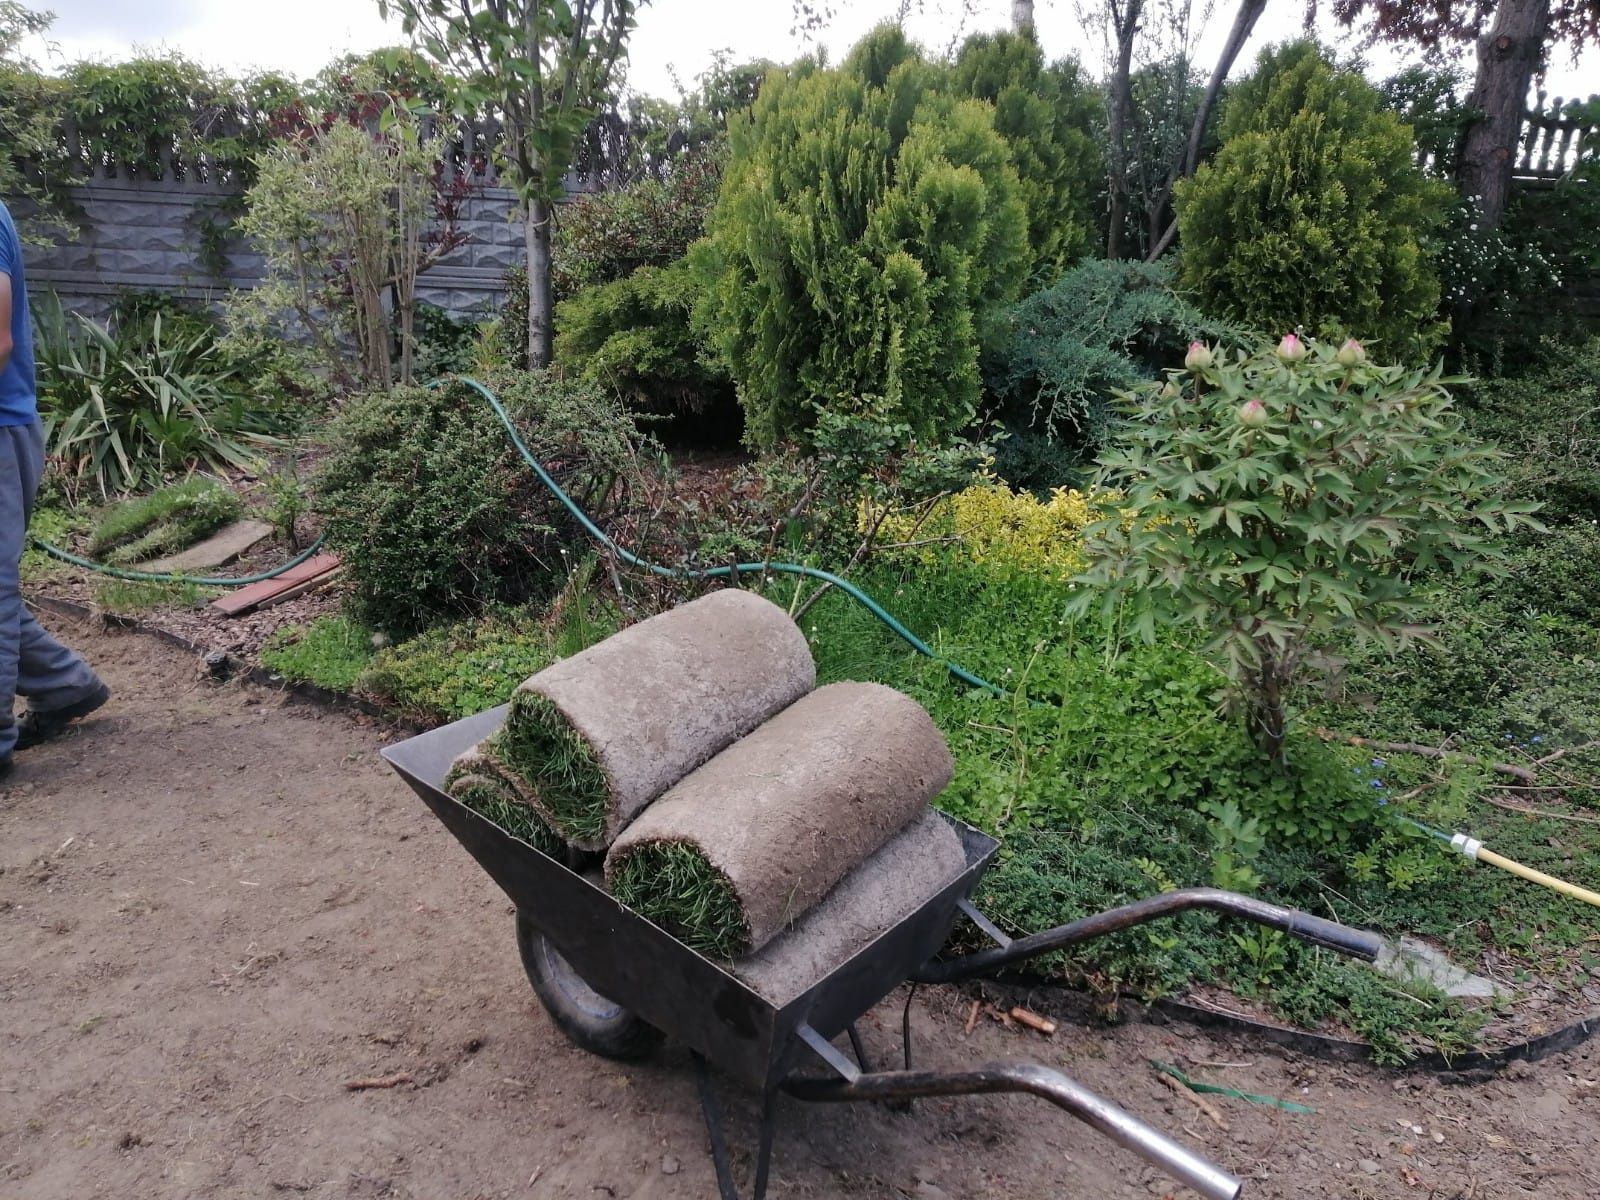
[142,520,274,574]
[252,567,345,612]
[209,553,342,618]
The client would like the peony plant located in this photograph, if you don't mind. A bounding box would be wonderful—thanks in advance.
[1069,335,1540,769]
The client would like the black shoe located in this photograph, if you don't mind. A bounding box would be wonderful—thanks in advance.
[0,756,11,781]
[14,682,111,751]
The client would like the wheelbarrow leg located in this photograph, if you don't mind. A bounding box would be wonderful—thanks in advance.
[691,1053,780,1200]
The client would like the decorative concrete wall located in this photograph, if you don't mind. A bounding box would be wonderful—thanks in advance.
[21,177,528,324]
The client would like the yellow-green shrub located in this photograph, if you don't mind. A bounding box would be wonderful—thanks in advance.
[872,482,1098,578]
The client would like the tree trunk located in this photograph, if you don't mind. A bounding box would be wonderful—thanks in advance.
[1459,0,1551,230]
[525,198,554,369]
[1105,0,1143,259]
[1146,0,1269,262]
[1011,0,1035,33]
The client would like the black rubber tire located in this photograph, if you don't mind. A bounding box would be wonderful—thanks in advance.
[516,910,664,1061]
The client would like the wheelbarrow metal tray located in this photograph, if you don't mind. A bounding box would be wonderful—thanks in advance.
[382,705,999,1091]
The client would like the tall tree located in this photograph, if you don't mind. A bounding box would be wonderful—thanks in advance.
[380,0,642,367]
[1104,0,1145,258]
[1330,0,1600,228]
[1146,0,1270,260]
[1012,0,1037,30]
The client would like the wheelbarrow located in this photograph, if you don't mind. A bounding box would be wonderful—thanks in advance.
[383,705,1384,1200]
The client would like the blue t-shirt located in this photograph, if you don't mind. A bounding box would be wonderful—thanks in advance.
[0,199,38,426]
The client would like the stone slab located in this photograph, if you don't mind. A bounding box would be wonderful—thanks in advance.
[143,520,274,574]
[1374,935,1509,1001]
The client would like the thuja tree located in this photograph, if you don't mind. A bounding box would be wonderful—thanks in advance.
[696,25,1030,450]
[946,29,1099,278]
[1069,335,1539,775]
[1176,42,1452,361]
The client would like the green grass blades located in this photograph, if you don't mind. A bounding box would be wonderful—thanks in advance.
[608,841,749,959]
[445,772,564,859]
[88,478,242,565]
[499,691,612,843]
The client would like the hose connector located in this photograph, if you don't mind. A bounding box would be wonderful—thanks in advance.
[1450,832,1483,861]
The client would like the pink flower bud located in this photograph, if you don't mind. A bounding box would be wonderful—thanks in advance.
[1237,399,1268,428]
[1184,341,1213,371]
[1276,333,1307,363]
[1336,339,1366,367]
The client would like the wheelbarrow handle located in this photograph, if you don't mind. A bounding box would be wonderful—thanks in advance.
[785,1061,1241,1200]
[915,887,1385,984]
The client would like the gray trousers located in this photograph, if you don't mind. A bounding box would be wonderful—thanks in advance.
[2,420,101,758]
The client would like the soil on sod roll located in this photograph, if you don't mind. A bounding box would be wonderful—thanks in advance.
[606,682,954,958]
[500,589,815,850]
[445,741,566,858]
[733,810,967,1004]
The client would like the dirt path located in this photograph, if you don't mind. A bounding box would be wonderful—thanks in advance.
[2,616,1597,1200]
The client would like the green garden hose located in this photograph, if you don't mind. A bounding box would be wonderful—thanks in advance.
[29,533,326,587]
[438,375,1010,698]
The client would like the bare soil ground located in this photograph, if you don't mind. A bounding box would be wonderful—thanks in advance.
[2,616,1597,1200]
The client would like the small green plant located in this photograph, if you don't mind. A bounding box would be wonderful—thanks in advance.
[260,616,377,692]
[88,479,242,565]
[261,465,309,550]
[1207,800,1265,894]
[1070,335,1539,789]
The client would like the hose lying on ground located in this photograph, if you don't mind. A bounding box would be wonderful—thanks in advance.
[605,681,955,958]
[497,590,816,851]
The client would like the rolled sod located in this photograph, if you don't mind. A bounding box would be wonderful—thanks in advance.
[499,590,815,850]
[445,740,565,858]
[732,810,968,1004]
[605,682,955,958]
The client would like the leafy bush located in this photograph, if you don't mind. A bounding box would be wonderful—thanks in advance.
[1070,335,1536,806]
[946,30,1099,277]
[555,258,736,440]
[696,25,1030,449]
[261,616,377,693]
[555,150,724,298]
[86,479,242,565]
[1176,42,1451,360]
[33,301,289,497]
[1460,337,1600,524]
[313,371,647,638]
[230,80,463,390]
[984,259,1231,466]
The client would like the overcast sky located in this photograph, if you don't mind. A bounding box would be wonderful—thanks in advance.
[20,0,1600,104]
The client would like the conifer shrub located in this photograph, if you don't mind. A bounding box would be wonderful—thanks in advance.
[696,25,1030,450]
[1175,42,1451,360]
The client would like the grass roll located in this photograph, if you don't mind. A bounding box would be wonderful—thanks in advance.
[605,682,954,957]
[499,590,815,850]
[445,739,565,858]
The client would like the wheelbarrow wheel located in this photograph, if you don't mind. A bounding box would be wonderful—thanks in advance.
[516,910,664,1060]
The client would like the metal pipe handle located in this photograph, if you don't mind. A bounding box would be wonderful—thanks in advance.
[916,887,1384,984]
[785,1061,1242,1200]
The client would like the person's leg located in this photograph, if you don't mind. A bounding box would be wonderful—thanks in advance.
[0,424,29,762]
[9,422,102,728]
